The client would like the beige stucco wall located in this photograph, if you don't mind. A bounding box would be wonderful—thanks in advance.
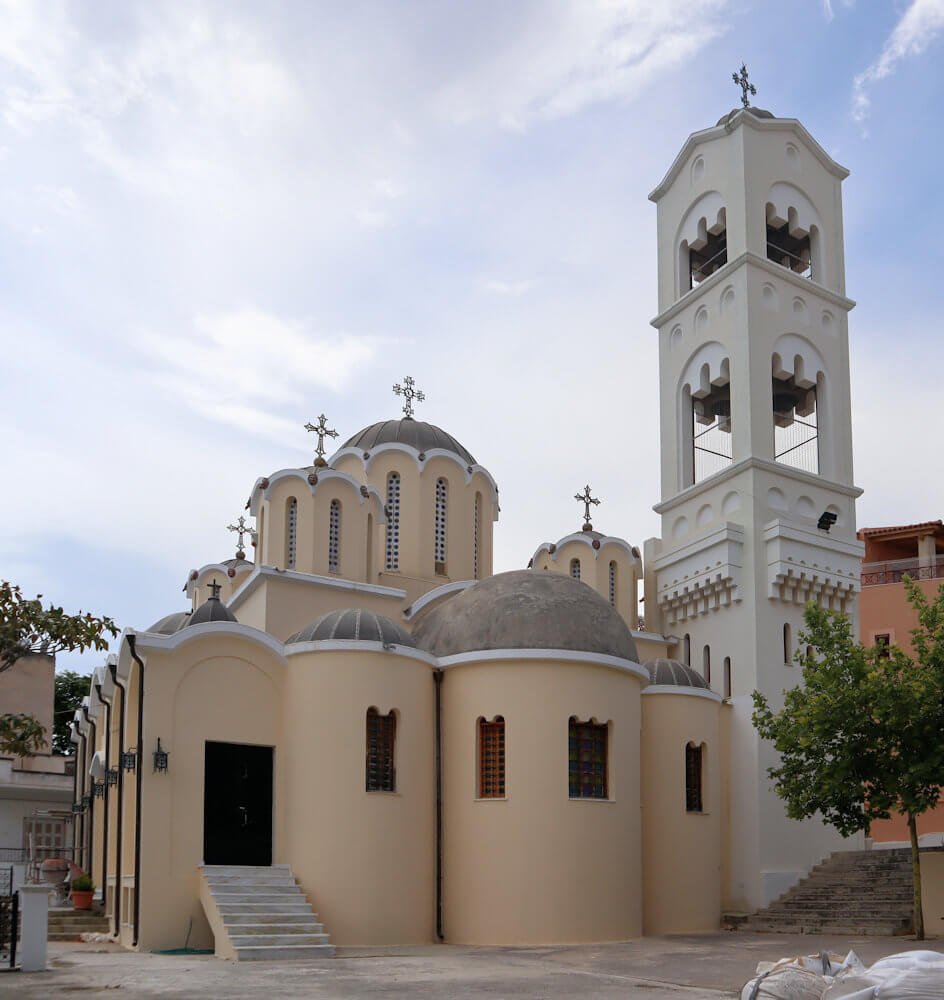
[282,646,436,945]
[641,690,722,933]
[441,655,643,944]
[189,564,252,611]
[921,849,944,939]
[0,654,55,739]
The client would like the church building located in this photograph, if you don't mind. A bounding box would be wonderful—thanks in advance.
[69,94,866,957]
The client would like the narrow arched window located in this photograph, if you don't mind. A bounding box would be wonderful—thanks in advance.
[568,717,608,799]
[703,645,711,685]
[478,716,505,798]
[329,500,341,573]
[570,558,581,580]
[783,623,792,664]
[685,743,703,812]
[366,708,396,792]
[683,634,691,666]
[723,657,732,699]
[365,513,373,581]
[609,561,617,607]
[473,492,482,580]
[286,497,298,569]
[385,473,400,571]
[434,478,447,574]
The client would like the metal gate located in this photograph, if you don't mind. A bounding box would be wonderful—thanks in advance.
[0,866,18,969]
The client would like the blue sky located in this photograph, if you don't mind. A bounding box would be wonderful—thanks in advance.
[2,0,943,676]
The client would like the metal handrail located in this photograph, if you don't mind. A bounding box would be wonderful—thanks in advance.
[861,556,944,587]
[767,241,812,279]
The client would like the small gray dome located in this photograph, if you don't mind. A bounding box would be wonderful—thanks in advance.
[716,106,776,127]
[287,608,415,647]
[644,658,709,689]
[188,595,238,626]
[146,611,192,634]
[412,570,639,661]
[341,419,476,466]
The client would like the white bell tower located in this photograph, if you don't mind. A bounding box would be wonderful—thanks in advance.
[643,99,866,912]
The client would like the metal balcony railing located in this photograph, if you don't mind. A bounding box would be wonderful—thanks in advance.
[861,556,944,587]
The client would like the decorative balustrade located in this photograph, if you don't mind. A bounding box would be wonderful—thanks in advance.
[861,556,944,587]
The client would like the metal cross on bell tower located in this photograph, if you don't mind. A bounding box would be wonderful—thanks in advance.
[392,375,425,419]
[732,63,756,108]
[303,414,339,467]
[574,485,601,532]
[227,515,254,560]
[208,579,222,600]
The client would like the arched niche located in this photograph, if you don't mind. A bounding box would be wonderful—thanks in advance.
[675,191,727,298]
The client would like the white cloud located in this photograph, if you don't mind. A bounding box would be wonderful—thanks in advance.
[484,278,540,296]
[852,0,944,122]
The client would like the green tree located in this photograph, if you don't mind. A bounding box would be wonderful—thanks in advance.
[53,670,92,755]
[752,584,944,940]
[0,713,47,756]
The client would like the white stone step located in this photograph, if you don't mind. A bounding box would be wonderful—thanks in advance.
[206,875,298,887]
[225,922,324,935]
[234,943,336,961]
[229,932,331,947]
[217,902,312,914]
[211,891,304,905]
[201,864,291,877]
[222,912,321,926]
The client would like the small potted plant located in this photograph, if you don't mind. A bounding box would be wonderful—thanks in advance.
[71,874,95,910]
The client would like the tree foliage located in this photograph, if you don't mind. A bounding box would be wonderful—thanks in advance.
[752,584,944,940]
[53,670,92,755]
[0,713,48,757]
[0,581,118,671]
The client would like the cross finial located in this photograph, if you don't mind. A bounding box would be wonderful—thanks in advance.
[574,485,601,531]
[208,579,222,600]
[392,375,425,419]
[732,63,756,109]
[226,515,254,559]
[303,413,339,467]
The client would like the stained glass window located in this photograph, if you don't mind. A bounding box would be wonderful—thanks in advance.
[568,718,607,799]
[366,708,396,792]
[385,473,400,571]
[286,497,298,569]
[570,558,581,580]
[329,500,341,573]
[609,560,617,606]
[435,478,447,572]
[479,717,505,798]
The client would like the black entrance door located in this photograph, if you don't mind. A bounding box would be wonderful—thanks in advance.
[204,741,273,866]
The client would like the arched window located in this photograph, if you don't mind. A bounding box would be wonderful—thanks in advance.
[783,623,792,665]
[385,473,400,571]
[286,497,298,569]
[434,478,447,574]
[365,513,373,581]
[473,492,482,580]
[328,500,341,573]
[703,645,711,685]
[568,717,607,799]
[723,657,732,699]
[683,634,691,666]
[366,708,396,792]
[257,507,264,564]
[478,716,505,798]
[685,743,703,812]
[570,558,581,580]
[609,561,617,607]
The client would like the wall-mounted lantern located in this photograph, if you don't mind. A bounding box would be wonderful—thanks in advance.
[81,795,91,810]
[106,767,119,786]
[92,780,105,799]
[120,748,137,772]
[153,738,169,773]
[71,802,84,814]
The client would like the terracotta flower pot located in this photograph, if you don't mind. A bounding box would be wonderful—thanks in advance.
[72,890,94,910]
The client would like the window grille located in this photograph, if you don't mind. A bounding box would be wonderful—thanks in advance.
[329,500,341,573]
[570,558,581,580]
[473,493,481,579]
[435,478,447,573]
[385,473,400,571]
[875,634,890,658]
[366,708,396,792]
[783,623,792,664]
[686,744,703,812]
[568,718,607,799]
[723,657,732,699]
[703,645,711,686]
[608,561,617,607]
[286,498,298,569]
[693,391,733,483]
[478,717,505,798]
[683,634,691,666]
[773,378,819,474]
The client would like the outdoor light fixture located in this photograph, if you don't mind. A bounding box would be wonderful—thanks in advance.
[817,511,838,532]
[153,738,169,773]
[81,795,91,810]
[106,767,119,786]
[120,748,137,772]
[71,802,84,814]
[93,780,105,799]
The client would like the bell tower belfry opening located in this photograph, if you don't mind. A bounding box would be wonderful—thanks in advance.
[643,94,866,913]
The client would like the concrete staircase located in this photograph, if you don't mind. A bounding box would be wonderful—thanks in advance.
[18,906,111,942]
[199,864,334,961]
[741,849,915,936]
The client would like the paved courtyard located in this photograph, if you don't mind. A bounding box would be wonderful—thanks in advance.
[1,933,941,998]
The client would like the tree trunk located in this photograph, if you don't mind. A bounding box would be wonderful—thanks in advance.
[908,811,924,940]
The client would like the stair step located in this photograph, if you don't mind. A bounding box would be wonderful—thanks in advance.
[229,932,331,947]
[224,922,324,935]
[222,912,321,926]
[234,943,336,961]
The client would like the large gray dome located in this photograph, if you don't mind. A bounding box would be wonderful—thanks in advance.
[188,595,238,626]
[716,106,776,127]
[412,570,639,661]
[146,611,192,634]
[341,418,476,466]
[644,658,709,689]
[287,608,415,647]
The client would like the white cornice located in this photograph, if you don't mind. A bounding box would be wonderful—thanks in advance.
[184,561,253,599]
[530,531,641,566]
[248,467,386,520]
[763,518,865,559]
[131,622,288,663]
[651,523,745,570]
[630,630,675,647]
[437,647,649,682]
[653,457,862,515]
[228,564,407,612]
[642,684,723,703]
[286,640,437,666]
[649,113,848,203]
[403,580,475,621]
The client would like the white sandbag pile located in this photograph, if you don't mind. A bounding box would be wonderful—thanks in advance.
[741,951,944,1000]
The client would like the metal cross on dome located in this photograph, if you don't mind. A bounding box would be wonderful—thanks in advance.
[226,515,254,559]
[393,375,425,419]
[304,413,338,467]
[208,579,222,600]
[732,63,756,108]
[575,485,601,531]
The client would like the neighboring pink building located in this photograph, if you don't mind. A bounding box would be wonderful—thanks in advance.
[858,521,944,843]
